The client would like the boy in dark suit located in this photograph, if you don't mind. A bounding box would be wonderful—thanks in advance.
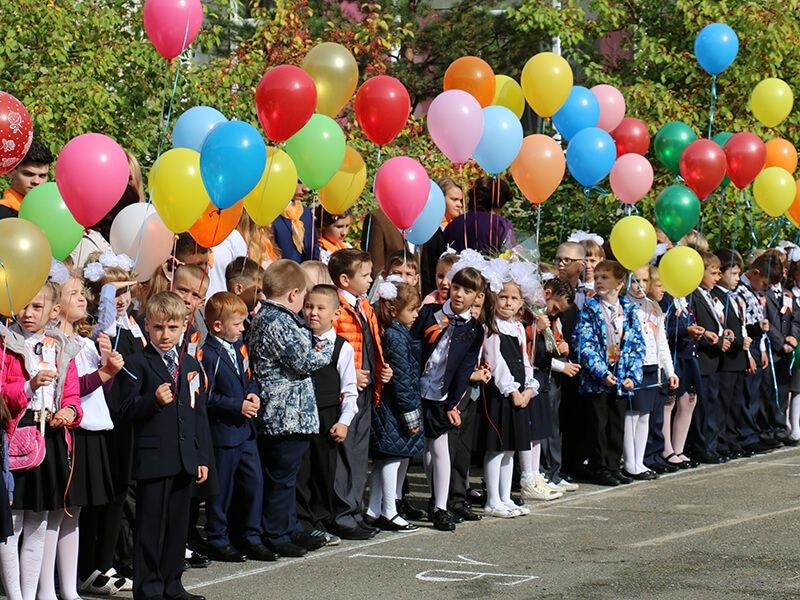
[201,292,275,563]
[119,292,210,600]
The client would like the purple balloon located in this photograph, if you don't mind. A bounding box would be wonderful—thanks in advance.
[427,90,484,164]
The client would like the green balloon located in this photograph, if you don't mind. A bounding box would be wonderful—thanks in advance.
[284,114,346,190]
[19,182,84,261]
[654,184,701,243]
[712,131,733,189]
[654,121,697,174]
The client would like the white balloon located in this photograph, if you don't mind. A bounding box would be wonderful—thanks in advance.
[110,203,174,283]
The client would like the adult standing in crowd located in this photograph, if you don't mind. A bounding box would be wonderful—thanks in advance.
[272,182,320,263]
[420,177,464,295]
[443,176,516,254]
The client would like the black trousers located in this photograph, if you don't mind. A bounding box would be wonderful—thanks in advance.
[259,434,309,545]
[540,376,563,481]
[717,371,745,452]
[759,356,790,439]
[448,396,479,508]
[560,377,590,475]
[644,389,666,466]
[742,358,765,446]
[689,372,721,454]
[586,391,626,474]
[296,405,339,531]
[79,490,127,579]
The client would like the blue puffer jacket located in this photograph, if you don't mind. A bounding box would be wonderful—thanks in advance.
[370,321,424,457]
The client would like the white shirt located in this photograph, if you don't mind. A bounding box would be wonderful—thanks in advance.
[483,318,537,396]
[23,332,56,411]
[338,288,361,310]
[419,300,472,402]
[698,287,724,335]
[319,328,358,426]
[74,337,114,431]
[207,230,247,299]
[628,296,675,378]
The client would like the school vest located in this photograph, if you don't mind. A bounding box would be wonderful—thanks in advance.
[312,336,346,409]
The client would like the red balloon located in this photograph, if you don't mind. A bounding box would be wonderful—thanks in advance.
[611,117,650,157]
[255,65,317,143]
[0,92,33,176]
[354,76,411,146]
[679,140,727,200]
[724,132,766,189]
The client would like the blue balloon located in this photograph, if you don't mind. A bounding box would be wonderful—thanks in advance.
[552,86,600,141]
[173,106,227,152]
[472,106,523,175]
[694,23,738,75]
[200,120,267,209]
[406,180,445,245]
[566,127,616,187]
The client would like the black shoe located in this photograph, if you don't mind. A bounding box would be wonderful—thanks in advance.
[359,522,380,535]
[291,530,326,551]
[240,542,278,562]
[739,448,755,458]
[448,509,464,524]
[331,525,374,541]
[760,437,782,449]
[782,436,800,447]
[431,508,456,531]
[465,486,486,506]
[659,461,679,473]
[744,441,773,454]
[396,498,426,521]
[205,544,246,563]
[185,551,211,569]
[375,515,419,532]
[647,462,667,475]
[622,469,650,481]
[267,542,307,558]
[166,593,206,600]
[449,503,482,522]
[590,471,620,487]
[693,452,723,464]
[613,471,634,484]
[643,470,659,480]
[363,512,378,526]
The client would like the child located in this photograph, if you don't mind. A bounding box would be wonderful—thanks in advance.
[422,252,459,306]
[316,207,353,264]
[300,260,334,287]
[225,256,264,317]
[367,281,423,531]
[411,264,486,531]
[788,259,800,442]
[567,232,604,294]
[573,260,645,487]
[383,251,420,288]
[201,292,274,563]
[296,285,358,545]
[328,249,392,540]
[248,260,334,556]
[118,292,209,600]
[172,264,210,358]
[0,281,83,600]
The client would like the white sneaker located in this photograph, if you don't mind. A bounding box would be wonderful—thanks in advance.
[506,501,530,515]
[553,478,579,492]
[484,504,517,518]
[522,476,562,501]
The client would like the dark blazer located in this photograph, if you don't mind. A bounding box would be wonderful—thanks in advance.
[119,344,210,480]
[690,289,724,376]
[660,294,698,360]
[361,209,409,278]
[763,285,800,363]
[200,336,259,448]
[272,206,320,263]
[419,228,445,297]
[710,287,747,372]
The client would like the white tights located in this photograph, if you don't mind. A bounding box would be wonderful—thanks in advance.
[367,458,410,525]
[38,508,80,600]
[623,411,650,474]
[790,394,800,439]
[423,434,450,510]
[672,393,696,456]
[0,510,48,600]
[518,442,542,483]
[484,451,514,509]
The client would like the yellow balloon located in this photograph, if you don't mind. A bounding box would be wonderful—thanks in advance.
[750,78,794,128]
[491,74,525,119]
[753,166,796,217]
[609,215,656,271]
[243,148,298,226]
[658,247,704,298]
[301,42,359,118]
[0,219,52,316]
[318,145,366,214]
[520,52,573,118]
[149,148,210,233]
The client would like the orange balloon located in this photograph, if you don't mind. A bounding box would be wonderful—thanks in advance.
[443,56,496,107]
[510,134,565,204]
[765,138,798,173]
[189,202,244,248]
[788,180,800,225]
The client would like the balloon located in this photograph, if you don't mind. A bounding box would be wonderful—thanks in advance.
[110,203,175,283]
[189,202,243,248]
[510,134,566,205]
[610,154,654,205]
[679,139,727,200]
[242,148,298,226]
[374,157,429,231]
[149,148,210,233]
[354,76,410,146]
[301,42,358,118]
[0,92,33,175]
[173,106,227,152]
[654,185,701,243]
[443,56,496,107]
[552,86,600,141]
[255,65,317,143]
[609,216,657,271]
[472,106,524,175]
[787,180,800,225]
[142,0,203,60]
[654,122,697,175]
[591,84,626,132]
[712,131,734,188]
[658,247,704,298]
[694,23,739,75]
[611,117,650,157]
[750,78,793,128]
[566,127,616,187]
[765,138,798,173]
[753,166,795,217]
[18,183,83,261]
[0,219,52,316]
[284,114,346,190]
[724,132,765,189]
[318,146,367,214]
[491,75,525,119]
[200,120,266,210]
[406,181,446,245]
[55,133,129,227]
[520,52,573,117]
[427,90,484,164]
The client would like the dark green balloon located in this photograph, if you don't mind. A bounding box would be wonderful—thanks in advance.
[655,184,701,243]
[712,131,733,189]
[654,121,697,174]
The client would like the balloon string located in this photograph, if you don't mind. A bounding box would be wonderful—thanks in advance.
[0,261,13,401]
[741,188,759,249]
[558,199,566,243]
[489,175,497,251]
[310,192,317,260]
[535,204,541,248]
[581,187,591,229]
[253,149,277,225]
[716,188,726,248]
[732,188,741,248]
[707,74,718,139]
[376,145,381,165]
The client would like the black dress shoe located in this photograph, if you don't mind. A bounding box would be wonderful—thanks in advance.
[359,522,380,535]
[205,544,246,563]
[760,437,782,449]
[647,462,667,474]
[185,551,211,569]
[267,542,307,558]
[590,471,620,486]
[448,509,464,524]
[622,469,654,481]
[693,452,723,464]
[744,441,773,454]
[240,542,277,562]
[782,436,800,447]
[431,508,456,531]
[375,515,419,532]
[739,448,755,458]
[363,512,378,526]
[397,498,426,521]
[449,503,482,522]
[291,531,326,551]
[166,593,205,600]
[613,471,634,484]
[330,525,373,541]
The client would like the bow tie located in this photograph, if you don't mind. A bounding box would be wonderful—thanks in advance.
[446,315,467,327]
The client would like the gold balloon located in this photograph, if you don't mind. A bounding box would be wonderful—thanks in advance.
[492,74,525,119]
[318,146,366,214]
[301,42,359,118]
[520,52,573,118]
[243,148,298,226]
[149,148,210,233]
[0,219,52,316]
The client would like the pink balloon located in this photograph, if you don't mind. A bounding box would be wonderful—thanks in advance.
[374,156,430,230]
[55,134,129,227]
[610,153,654,205]
[427,90,484,164]
[143,0,204,60]
[591,84,626,132]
